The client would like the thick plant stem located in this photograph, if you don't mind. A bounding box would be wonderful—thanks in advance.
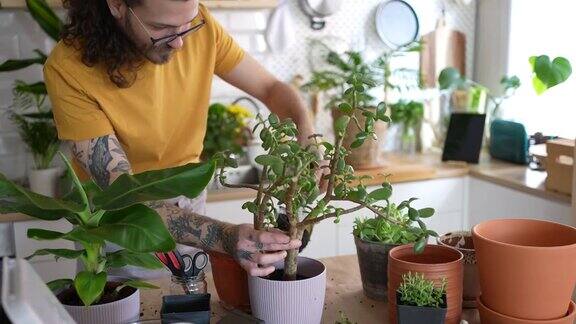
[284,226,300,281]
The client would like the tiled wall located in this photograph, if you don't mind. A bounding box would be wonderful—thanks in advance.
[0,0,477,180]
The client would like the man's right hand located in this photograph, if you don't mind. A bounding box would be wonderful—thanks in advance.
[226,224,302,277]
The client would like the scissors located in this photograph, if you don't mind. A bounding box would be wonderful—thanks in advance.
[155,250,208,278]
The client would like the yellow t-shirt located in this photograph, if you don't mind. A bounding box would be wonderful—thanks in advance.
[44,5,244,178]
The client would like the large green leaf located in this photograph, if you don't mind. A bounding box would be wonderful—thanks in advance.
[530,55,572,94]
[74,271,107,306]
[93,162,215,210]
[26,248,84,261]
[14,81,47,95]
[0,57,45,72]
[122,280,159,290]
[27,228,104,245]
[89,204,175,253]
[0,174,83,221]
[26,0,63,41]
[106,250,163,270]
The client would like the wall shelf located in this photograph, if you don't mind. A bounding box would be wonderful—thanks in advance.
[0,0,277,9]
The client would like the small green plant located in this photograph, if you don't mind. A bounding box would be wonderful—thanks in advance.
[389,100,424,151]
[9,81,59,170]
[0,153,215,306]
[397,272,447,308]
[353,199,436,247]
[335,311,356,324]
[202,102,252,160]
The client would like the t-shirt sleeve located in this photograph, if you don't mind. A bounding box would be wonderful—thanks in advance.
[204,6,245,76]
[44,63,114,141]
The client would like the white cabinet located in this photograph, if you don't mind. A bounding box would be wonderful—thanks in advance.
[468,178,573,227]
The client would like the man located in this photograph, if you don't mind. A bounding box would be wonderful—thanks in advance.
[44,0,312,277]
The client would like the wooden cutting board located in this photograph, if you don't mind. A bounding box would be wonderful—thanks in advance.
[420,16,466,88]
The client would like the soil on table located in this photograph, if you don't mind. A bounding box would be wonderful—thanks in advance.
[57,282,136,306]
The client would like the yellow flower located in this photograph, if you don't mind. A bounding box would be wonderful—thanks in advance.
[227,104,253,127]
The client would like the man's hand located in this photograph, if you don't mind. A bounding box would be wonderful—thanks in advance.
[225,224,301,277]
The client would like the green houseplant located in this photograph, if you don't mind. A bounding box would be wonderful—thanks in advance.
[0,0,63,195]
[389,100,424,154]
[218,68,434,323]
[396,272,447,324]
[0,153,215,323]
[202,102,252,161]
[353,197,436,301]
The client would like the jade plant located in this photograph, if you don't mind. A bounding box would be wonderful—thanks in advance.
[397,272,447,308]
[0,153,215,306]
[353,198,435,247]
[218,68,434,280]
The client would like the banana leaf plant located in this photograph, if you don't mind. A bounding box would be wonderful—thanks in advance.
[0,153,215,306]
[217,68,435,281]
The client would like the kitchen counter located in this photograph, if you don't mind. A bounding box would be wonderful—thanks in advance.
[1,152,570,223]
[140,254,480,323]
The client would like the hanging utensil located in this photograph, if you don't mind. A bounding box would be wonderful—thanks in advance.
[299,0,343,30]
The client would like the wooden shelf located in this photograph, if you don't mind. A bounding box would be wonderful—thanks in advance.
[0,0,277,9]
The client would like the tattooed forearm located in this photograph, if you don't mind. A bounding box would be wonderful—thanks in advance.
[153,201,235,253]
[237,249,253,262]
[70,134,132,188]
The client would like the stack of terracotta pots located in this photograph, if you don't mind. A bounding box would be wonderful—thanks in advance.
[473,219,576,324]
[388,244,464,324]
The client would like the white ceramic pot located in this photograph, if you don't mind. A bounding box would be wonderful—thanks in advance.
[63,288,140,324]
[248,257,326,324]
[28,167,62,197]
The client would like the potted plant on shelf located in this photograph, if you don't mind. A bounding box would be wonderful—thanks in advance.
[396,272,447,324]
[388,244,463,324]
[389,100,424,154]
[217,69,435,324]
[0,0,62,195]
[0,153,215,324]
[302,50,388,170]
[353,197,436,301]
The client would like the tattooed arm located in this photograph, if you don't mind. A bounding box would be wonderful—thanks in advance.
[70,134,301,276]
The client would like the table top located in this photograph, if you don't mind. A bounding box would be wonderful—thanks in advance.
[140,254,480,323]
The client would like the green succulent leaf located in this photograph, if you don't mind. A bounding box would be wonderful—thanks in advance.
[93,162,215,210]
[408,207,419,220]
[438,67,462,90]
[414,237,427,254]
[334,115,351,135]
[268,114,279,125]
[338,102,353,114]
[242,201,258,213]
[418,208,435,218]
[74,271,107,306]
[367,187,392,201]
[89,204,176,253]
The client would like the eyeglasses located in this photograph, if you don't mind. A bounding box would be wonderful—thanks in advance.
[128,7,206,47]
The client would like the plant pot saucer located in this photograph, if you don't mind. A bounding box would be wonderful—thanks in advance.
[477,296,576,324]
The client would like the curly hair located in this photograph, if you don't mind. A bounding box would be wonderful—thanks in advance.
[61,0,145,88]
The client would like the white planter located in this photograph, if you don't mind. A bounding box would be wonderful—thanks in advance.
[28,167,62,197]
[63,288,140,324]
[248,257,326,324]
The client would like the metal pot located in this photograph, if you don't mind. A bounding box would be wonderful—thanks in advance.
[298,0,343,30]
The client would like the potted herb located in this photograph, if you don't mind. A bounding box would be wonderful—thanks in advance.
[396,272,447,324]
[389,100,424,154]
[353,198,436,301]
[0,0,62,195]
[0,153,215,324]
[388,244,463,324]
[218,69,434,323]
[302,50,388,170]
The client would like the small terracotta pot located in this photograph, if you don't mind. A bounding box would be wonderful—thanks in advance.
[388,244,464,324]
[473,219,576,320]
[208,251,250,313]
[354,236,398,301]
[477,297,576,324]
[438,231,481,308]
[248,257,326,324]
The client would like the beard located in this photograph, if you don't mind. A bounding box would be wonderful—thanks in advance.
[125,15,173,65]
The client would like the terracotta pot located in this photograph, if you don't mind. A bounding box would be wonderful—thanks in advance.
[354,236,398,301]
[208,251,251,313]
[477,297,576,324]
[473,219,576,320]
[388,244,463,324]
[438,231,480,308]
[248,256,326,324]
[332,108,388,170]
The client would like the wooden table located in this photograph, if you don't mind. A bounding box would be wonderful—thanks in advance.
[140,255,480,323]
